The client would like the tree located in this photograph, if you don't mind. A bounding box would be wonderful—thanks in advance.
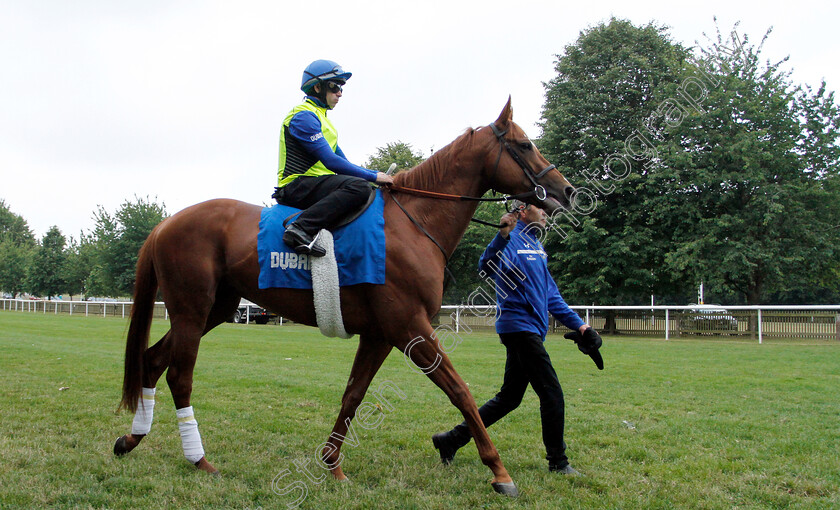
[538,18,691,306]
[62,235,91,300]
[654,26,840,304]
[365,141,426,172]
[0,237,33,297]
[0,199,35,247]
[85,206,120,297]
[86,196,167,297]
[0,200,36,297]
[443,200,509,304]
[27,226,67,299]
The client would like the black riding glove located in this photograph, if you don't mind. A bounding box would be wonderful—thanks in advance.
[564,327,604,370]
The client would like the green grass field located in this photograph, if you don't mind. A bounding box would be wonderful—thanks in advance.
[1,312,838,509]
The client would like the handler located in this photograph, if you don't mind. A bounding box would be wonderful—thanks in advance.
[432,201,604,475]
[274,59,393,257]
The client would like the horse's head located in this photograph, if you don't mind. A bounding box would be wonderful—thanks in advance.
[481,98,575,214]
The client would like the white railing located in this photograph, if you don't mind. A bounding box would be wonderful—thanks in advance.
[4,299,839,342]
[0,298,264,325]
[0,298,169,320]
[439,304,840,343]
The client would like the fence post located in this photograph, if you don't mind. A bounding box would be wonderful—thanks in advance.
[665,309,670,340]
[758,309,763,344]
[836,313,839,342]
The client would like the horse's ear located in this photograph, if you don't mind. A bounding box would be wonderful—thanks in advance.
[494,96,513,128]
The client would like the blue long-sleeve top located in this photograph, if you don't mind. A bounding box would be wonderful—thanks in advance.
[478,220,584,339]
[287,98,378,181]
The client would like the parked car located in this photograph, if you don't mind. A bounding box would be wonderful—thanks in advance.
[227,299,277,324]
[680,304,739,333]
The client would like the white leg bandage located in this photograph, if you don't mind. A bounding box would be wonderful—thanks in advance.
[176,406,205,464]
[130,387,156,435]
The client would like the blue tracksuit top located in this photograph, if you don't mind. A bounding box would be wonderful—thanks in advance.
[478,220,584,339]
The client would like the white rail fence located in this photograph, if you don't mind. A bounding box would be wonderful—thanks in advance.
[1,298,169,320]
[3,299,840,343]
[439,304,840,343]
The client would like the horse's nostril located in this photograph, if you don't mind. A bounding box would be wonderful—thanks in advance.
[563,186,575,200]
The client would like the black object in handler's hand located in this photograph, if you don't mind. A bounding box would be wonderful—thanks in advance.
[564,328,604,370]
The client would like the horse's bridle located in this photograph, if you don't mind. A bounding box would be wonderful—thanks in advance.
[386,123,560,285]
[488,123,555,203]
[389,123,556,206]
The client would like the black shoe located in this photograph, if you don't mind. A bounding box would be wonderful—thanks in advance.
[432,432,462,465]
[549,463,582,476]
[283,223,326,257]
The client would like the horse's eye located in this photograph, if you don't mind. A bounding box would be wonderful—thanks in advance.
[518,141,532,151]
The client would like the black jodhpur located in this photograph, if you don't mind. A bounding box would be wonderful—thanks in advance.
[279,174,371,235]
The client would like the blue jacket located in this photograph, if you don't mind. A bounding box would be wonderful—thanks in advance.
[478,221,584,339]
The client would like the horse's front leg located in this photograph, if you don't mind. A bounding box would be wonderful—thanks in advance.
[397,323,517,497]
[321,334,392,481]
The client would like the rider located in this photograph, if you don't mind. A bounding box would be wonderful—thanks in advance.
[274,59,394,257]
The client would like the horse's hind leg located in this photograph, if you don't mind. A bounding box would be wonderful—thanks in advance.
[321,334,393,481]
[165,315,219,474]
[116,284,237,468]
[114,331,174,456]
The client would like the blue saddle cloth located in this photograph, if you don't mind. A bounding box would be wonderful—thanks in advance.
[257,190,386,289]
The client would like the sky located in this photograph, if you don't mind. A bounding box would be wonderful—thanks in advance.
[2,0,838,239]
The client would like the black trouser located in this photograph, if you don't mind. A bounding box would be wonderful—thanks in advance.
[279,174,371,235]
[450,331,568,466]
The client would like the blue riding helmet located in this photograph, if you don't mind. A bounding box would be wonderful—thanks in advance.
[300,60,352,93]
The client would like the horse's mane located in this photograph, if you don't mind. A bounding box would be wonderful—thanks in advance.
[394,128,477,191]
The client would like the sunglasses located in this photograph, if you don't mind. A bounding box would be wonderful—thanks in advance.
[325,81,343,93]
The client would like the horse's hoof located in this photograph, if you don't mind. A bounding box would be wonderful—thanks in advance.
[491,481,519,497]
[195,457,220,477]
[113,434,139,456]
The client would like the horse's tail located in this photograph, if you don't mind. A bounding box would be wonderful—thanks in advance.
[119,231,159,413]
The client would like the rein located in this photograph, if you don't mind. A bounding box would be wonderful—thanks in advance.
[387,183,535,203]
[386,184,531,229]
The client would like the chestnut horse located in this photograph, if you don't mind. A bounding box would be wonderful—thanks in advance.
[114,99,575,496]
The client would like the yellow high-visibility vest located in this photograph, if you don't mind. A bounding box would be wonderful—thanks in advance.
[277,99,339,187]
